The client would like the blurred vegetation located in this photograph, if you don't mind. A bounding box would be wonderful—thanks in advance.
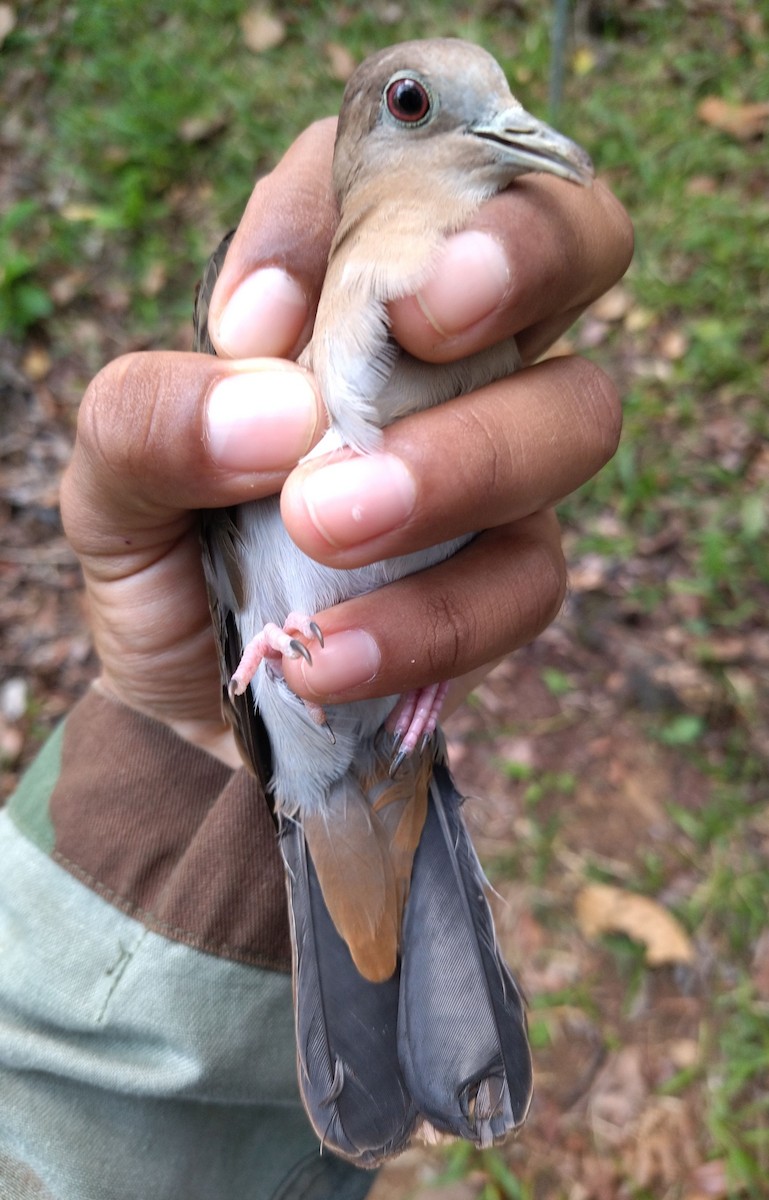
[2,0,768,1195]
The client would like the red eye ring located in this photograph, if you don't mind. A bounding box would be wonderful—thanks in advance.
[385,77,431,124]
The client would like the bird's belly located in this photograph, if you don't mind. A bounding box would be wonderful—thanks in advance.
[255,673,395,813]
[236,495,471,634]
[235,497,472,811]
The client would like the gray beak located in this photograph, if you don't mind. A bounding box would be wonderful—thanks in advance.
[472,106,594,186]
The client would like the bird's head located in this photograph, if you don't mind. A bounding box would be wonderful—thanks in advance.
[333,38,594,211]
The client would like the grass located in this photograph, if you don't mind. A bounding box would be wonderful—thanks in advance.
[433,1142,536,1199]
[3,0,768,1194]
[1,0,560,342]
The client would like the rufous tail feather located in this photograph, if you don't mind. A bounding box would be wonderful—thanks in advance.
[303,745,431,982]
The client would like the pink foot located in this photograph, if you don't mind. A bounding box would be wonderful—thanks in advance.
[386,681,450,769]
[229,613,324,699]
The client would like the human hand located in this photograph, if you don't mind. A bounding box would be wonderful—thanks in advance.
[61,118,631,766]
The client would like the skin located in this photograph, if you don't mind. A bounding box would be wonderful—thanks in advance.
[61,118,632,768]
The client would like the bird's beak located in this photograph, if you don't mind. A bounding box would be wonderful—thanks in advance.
[471,107,594,186]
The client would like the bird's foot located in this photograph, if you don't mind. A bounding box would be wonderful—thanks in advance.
[228,612,325,700]
[387,681,450,774]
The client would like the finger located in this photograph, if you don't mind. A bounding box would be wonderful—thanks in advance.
[280,355,621,568]
[206,118,339,360]
[388,176,633,364]
[61,350,324,569]
[282,511,565,703]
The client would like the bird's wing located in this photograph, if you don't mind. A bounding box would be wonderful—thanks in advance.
[194,233,274,800]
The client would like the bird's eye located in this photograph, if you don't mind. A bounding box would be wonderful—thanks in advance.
[385,77,431,124]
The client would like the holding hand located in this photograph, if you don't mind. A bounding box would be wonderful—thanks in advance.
[61,117,631,765]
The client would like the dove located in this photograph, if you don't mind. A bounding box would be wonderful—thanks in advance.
[195,37,593,1167]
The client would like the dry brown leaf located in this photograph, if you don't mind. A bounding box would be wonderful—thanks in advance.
[697,96,769,141]
[326,41,356,82]
[686,1158,729,1198]
[49,270,87,307]
[577,316,610,349]
[747,442,769,486]
[693,635,747,665]
[0,4,15,47]
[578,1154,620,1199]
[658,329,689,360]
[140,260,167,298]
[0,721,24,768]
[624,305,654,333]
[22,347,52,382]
[576,883,695,966]
[370,1156,477,1200]
[650,659,720,713]
[239,6,286,53]
[572,46,597,77]
[686,174,718,197]
[178,113,229,144]
[60,204,102,222]
[589,1045,648,1145]
[668,1038,700,1070]
[591,284,631,323]
[633,1099,698,1187]
[569,552,613,592]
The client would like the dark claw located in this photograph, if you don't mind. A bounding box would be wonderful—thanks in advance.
[389,747,409,778]
[309,621,325,648]
[289,639,313,665]
[390,729,403,754]
[419,732,433,754]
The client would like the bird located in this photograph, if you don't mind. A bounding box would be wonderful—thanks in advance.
[195,37,593,1168]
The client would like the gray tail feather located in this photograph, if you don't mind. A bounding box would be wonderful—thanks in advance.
[397,761,533,1146]
[280,815,417,1168]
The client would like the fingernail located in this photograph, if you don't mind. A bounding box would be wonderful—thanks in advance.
[215,268,308,357]
[416,230,510,336]
[206,368,319,471]
[299,630,381,695]
[301,454,417,547]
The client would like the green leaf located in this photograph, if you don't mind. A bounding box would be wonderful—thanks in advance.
[658,715,705,746]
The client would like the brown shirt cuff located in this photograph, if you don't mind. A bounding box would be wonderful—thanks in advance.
[49,687,290,971]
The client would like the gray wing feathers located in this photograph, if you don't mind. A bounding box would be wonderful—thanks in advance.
[398,762,533,1145]
[280,814,416,1166]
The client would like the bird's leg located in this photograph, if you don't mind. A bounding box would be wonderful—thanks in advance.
[229,612,325,705]
[387,681,450,773]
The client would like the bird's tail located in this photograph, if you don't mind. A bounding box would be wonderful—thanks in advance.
[280,812,416,1168]
[281,754,531,1167]
[397,759,533,1145]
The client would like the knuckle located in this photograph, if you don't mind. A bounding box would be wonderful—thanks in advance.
[76,353,152,475]
[568,358,623,468]
[62,353,152,547]
[76,360,118,459]
[422,588,476,677]
[449,402,511,505]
